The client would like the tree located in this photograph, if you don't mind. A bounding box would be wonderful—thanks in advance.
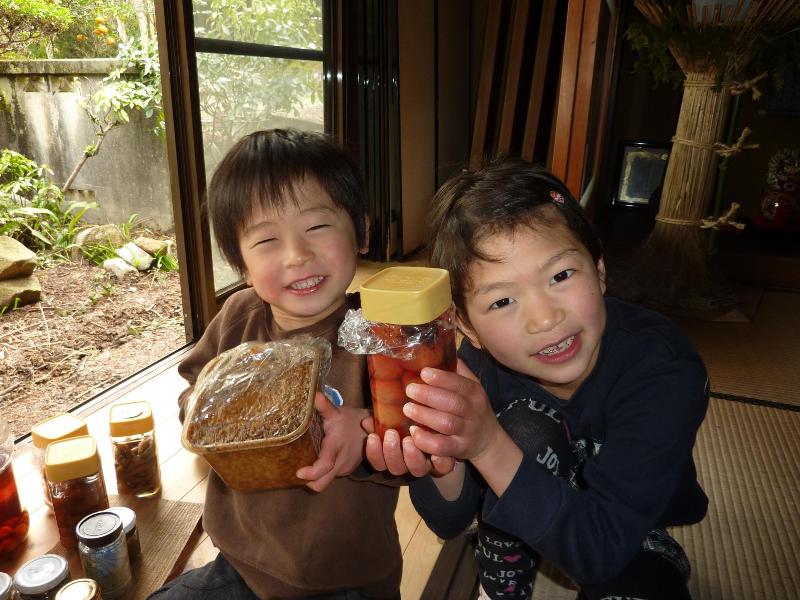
[0,0,71,57]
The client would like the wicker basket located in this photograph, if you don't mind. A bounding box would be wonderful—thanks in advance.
[181,341,326,491]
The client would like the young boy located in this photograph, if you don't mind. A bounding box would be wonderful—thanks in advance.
[150,129,402,600]
[366,158,709,599]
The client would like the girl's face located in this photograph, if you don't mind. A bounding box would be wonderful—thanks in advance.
[462,221,606,400]
[238,177,368,331]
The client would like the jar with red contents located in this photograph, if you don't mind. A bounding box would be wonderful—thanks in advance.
[30,413,89,511]
[45,436,109,549]
[340,267,457,439]
[0,416,28,561]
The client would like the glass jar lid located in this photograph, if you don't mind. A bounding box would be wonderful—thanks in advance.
[0,572,12,600]
[31,413,89,450]
[54,578,100,600]
[109,400,154,437]
[13,554,70,594]
[77,511,123,548]
[359,266,452,325]
[106,506,137,534]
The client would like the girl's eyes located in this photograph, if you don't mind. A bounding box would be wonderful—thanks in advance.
[252,237,276,247]
[489,297,515,311]
[307,223,331,232]
[550,269,575,284]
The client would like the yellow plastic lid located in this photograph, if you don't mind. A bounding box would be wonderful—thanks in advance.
[44,436,100,483]
[109,400,154,437]
[359,267,452,325]
[30,413,89,450]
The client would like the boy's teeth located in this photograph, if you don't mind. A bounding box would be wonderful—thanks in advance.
[539,335,574,356]
[290,276,323,290]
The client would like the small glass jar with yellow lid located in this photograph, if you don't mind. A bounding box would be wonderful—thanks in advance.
[339,267,457,439]
[109,400,161,497]
[30,413,89,510]
[45,436,109,549]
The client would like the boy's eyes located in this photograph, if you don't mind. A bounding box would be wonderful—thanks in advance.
[489,297,515,310]
[307,223,330,232]
[550,269,575,284]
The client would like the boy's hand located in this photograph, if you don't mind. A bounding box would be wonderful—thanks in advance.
[296,391,369,492]
[361,418,455,478]
[403,359,505,463]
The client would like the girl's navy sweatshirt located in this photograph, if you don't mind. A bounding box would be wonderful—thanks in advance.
[410,297,709,584]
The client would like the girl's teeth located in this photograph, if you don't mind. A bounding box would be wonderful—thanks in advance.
[539,335,574,356]
[290,276,323,290]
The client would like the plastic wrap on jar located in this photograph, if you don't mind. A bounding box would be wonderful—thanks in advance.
[181,335,331,491]
[338,267,457,438]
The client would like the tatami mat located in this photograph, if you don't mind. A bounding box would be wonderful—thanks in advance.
[671,397,800,599]
[677,291,800,406]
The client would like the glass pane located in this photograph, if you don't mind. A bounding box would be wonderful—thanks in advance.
[193,0,323,49]
[196,53,324,291]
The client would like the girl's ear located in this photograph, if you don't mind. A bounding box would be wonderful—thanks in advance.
[359,215,371,254]
[456,313,482,349]
[597,257,607,294]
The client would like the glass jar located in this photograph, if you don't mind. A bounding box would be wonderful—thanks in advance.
[0,417,29,560]
[77,511,132,600]
[54,579,101,600]
[106,506,141,563]
[358,267,457,439]
[109,400,161,497]
[45,436,109,549]
[30,414,89,511]
[13,554,70,600]
[0,572,12,600]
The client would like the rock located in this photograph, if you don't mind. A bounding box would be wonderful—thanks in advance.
[133,236,175,257]
[72,225,126,260]
[103,257,138,279]
[0,236,36,280]
[0,274,41,312]
[116,242,153,271]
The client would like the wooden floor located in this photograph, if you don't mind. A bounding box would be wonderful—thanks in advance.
[8,257,443,598]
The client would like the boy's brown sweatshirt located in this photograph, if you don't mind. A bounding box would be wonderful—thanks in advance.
[177,288,402,598]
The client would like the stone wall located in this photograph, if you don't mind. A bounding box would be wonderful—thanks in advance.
[0,59,173,233]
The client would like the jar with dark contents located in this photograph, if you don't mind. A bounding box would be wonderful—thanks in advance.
[30,413,89,511]
[13,554,70,600]
[54,579,101,600]
[0,417,28,561]
[109,400,161,497]
[106,505,141,563]
[45,436,109,549]
[358,267,457,439]
[0,572,12,600]
[77,511,132,600]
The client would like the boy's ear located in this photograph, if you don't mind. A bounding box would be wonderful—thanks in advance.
[456,313,482,349]
[359,215,371,254]
[597,257,607,294]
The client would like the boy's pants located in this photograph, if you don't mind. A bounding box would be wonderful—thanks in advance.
[147,553,401,600]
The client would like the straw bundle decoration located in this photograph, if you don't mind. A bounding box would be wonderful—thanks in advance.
[622,0,800,308]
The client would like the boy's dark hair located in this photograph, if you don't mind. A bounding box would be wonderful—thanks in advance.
[209,129,369,275]
[427,157,603,320]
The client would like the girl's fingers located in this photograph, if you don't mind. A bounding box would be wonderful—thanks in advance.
[431,454,456,476]
[365,433,388,471]
[403,400,462,436]
[401,436,433,477]
[382,429,410,476]
[408,424,462,458]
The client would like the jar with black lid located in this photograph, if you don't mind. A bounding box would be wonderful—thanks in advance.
[13,554,70,600]
[77,511,131,600]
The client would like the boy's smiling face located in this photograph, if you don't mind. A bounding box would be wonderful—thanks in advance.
[462,221,606,400]
[238,177,367,331]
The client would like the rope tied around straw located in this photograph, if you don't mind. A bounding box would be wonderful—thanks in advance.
[730,71,768,101]
[655,216,700,226]
[700,202,745,230]
[714,126,759,158]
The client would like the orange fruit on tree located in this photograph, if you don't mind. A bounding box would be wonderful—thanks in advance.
[95,16,106,24]
[105,37,116,46]
[76,34,87,42]
[94,24,108,36]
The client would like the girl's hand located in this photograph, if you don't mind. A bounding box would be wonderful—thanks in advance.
[404,359,505,462]
[362,417,455,478]
[296,392,368,492]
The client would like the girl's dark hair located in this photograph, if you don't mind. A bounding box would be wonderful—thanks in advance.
[209,129,369,274]
[427,157,603,318]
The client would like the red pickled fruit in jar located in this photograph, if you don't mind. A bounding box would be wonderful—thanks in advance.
[370,323,406,347]
[374,404,410,439]
[368,354,405,380]
[371,378,407,406]
[402,371,424,389]
[0,459,28,559]
[399,342,445,372]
